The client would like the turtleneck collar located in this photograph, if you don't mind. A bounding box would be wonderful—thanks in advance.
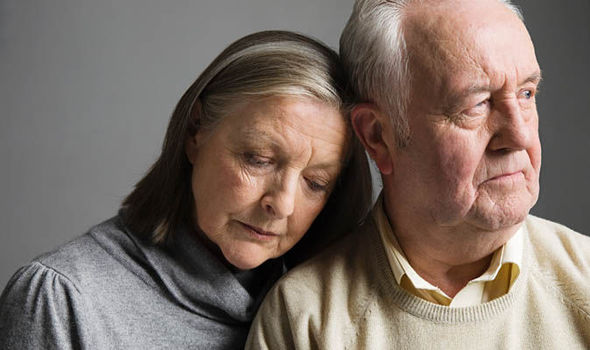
[90,215,285,325]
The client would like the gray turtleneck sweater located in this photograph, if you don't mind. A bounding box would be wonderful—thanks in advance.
[0,215,283,349]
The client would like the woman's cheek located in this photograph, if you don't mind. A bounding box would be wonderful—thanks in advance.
[219,164,263,203]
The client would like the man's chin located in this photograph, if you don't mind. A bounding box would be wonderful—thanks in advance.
[467,205,531,232]
[466,189,538,231]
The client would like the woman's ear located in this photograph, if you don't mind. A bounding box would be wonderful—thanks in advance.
[185,133,198,165]
[185,99,202,165]
[350,103,394,175]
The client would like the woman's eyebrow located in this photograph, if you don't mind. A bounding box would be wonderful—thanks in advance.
[237,127,282,149]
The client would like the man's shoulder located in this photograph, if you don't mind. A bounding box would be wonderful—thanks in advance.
[525,215,590,316]
[525,214,590,261]
[269,217,388,311]
[287,219,381,276]
[248,218,392,349]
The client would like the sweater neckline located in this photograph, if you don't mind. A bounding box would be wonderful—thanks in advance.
[91,216,284,325]
[369,217,529,323]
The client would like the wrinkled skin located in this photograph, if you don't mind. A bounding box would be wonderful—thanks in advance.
[186,96,348,270]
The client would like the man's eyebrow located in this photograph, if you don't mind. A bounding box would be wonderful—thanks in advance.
[452,85,489,100]
[443,84,490,112]
[521,71,543,86]
[445,71,544,108]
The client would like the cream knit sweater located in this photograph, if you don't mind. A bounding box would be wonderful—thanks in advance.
[246,215,590,349]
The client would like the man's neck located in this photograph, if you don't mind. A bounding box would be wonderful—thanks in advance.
[382,198,521,298]
[405,251,495,297]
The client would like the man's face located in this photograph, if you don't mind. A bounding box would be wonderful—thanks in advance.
[387,0,542,232]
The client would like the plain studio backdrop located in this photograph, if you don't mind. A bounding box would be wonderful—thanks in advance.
[1,0,589,289]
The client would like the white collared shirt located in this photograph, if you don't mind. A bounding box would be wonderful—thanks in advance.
[374,197,523,307]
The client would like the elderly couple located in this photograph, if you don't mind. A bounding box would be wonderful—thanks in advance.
[2,0,589,349]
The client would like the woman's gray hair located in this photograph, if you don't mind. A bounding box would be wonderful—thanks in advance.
[196,34,349,133]
[339,0,523,147]
[123,30,372,255]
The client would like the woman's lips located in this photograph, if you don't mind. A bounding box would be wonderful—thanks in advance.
[238,222,280,241]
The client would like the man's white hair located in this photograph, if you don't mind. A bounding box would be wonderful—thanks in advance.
[339,0,523,147]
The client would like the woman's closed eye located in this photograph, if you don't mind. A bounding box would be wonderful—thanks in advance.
[243,152,274,167]
[304,177,329,194]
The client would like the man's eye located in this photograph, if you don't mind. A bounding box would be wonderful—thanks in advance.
[521,90,533,99]
[475,100,488,107]
[243,152,272,167]
[461,99,491,118]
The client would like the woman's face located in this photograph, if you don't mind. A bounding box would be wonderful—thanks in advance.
[186,95,348,270]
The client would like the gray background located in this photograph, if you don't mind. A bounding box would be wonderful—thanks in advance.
[1,0,588,289]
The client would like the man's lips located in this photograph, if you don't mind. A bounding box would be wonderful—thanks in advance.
[485,171,524,183]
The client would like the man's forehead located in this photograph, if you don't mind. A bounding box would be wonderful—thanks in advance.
[404,0,526,53]
[403,0,538,91]
[404,0,517,21]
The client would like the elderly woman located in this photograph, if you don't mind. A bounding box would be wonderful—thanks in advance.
[0,31,372,348]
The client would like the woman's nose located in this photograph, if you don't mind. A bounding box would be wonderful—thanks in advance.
[260,173,297,219]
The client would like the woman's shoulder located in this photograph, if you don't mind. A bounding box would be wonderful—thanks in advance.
[4,216,130,298]
[0,216,138,348]
[32,217,126,286]
[0,251,96,348]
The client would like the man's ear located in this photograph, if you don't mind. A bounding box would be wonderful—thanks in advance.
[351,103,394,175]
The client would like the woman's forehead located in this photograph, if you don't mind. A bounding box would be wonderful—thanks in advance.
[219,96,349,166]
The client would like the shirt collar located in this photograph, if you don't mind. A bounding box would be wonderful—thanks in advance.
[373,194,523,291]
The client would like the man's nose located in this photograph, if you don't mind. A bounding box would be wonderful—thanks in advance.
[260,173,297,219]
[487,99,538,152]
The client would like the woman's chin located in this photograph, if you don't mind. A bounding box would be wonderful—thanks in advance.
[222,247,270,271]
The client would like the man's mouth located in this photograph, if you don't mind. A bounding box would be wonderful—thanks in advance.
[485,171,524,183]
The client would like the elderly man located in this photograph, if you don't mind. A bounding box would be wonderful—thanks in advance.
[246,0,590,348]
